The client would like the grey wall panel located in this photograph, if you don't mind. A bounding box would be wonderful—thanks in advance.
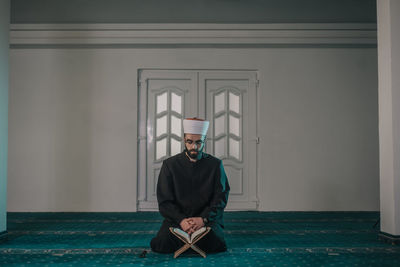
[11,0,376,24]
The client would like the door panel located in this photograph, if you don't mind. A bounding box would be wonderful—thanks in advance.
[138,71,197,209]
[200,72,258,209]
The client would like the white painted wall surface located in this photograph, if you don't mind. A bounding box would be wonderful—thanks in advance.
[7,47,378,211]
[377,0,400,235]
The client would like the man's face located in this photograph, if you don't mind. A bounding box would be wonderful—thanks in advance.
[184,133,206,159]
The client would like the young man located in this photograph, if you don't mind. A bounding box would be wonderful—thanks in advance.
[150,118,230,253]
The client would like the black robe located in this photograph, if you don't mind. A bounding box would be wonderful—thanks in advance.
[150,151,230,253]
[157,151,230,227]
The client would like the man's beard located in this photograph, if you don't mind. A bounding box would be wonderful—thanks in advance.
[184,147,202,159]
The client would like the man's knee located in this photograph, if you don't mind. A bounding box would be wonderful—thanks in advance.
[195,229,227,253]
[150,233,181,253]
[150,237,173,253]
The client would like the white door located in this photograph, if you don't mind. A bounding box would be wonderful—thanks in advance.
[200,71,258,210]
[138,70,258,210]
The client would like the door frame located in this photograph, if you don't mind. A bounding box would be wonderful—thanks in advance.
[137,69,259,211]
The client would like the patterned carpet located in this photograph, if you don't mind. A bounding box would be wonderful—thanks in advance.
[1,212,399,266]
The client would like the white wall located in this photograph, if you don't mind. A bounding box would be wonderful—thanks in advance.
[377,0,400,235]
[7,46,379,211]
[260,48,378,211]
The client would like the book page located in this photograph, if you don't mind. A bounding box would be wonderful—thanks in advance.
[190,227,206,243]
[173,228,190,243]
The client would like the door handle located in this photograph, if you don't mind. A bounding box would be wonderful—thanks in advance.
[249,137,260,144]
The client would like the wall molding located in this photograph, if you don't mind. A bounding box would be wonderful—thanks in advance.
[10,23,377,46]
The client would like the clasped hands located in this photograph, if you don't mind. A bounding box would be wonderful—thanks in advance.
[179,217,204,235]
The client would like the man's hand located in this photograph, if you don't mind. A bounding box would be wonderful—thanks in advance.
[179,218,194,233]
[187,217,204,233]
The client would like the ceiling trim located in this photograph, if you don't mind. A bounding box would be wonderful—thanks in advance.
[10,23,377,46]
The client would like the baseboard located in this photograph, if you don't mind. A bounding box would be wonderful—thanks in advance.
[379,231,400,245]
[0,231,7,243]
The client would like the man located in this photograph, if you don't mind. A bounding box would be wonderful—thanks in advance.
[150,118,230,254]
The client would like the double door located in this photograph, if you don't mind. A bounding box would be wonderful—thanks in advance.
[138,70,258,210]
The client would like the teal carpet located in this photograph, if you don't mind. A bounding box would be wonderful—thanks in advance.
[1,212,399,266]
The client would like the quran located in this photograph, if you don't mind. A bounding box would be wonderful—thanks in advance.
[169,226,211,258]
[172,227,207,244]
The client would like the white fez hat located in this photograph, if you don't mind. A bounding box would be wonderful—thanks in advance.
[183,118,209,135]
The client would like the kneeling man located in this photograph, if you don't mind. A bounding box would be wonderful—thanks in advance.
[150,118,230,254]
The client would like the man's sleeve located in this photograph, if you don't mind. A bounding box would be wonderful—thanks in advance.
[199,160,230,225]
[157,161,187,225]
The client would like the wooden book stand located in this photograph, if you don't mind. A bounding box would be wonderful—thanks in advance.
[169,227,211,258]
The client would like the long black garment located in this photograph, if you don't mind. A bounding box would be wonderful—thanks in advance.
[150,151,230,253]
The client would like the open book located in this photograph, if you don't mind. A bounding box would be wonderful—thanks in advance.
[171,227,208,244]
[169,226,211,258]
